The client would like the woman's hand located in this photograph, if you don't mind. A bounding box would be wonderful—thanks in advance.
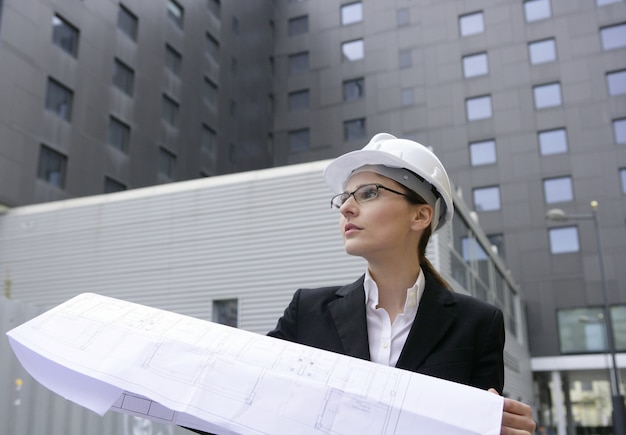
[489,388,536,434]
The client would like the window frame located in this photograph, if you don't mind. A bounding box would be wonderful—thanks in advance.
[288,128,310,152]
[466,95,493,121]
[543,176,574,204]
[112,58,135,96]
[52,14,79,57]
[45,78,74,121]
[469,139,497,166]
[473,185,501,212]
[548,226,580,254]
[341,2,363,26]
[288,51,309,75]
[600,23,626,50]
[167,0,184,28]
[288,15,308,36]
[533,82,562,109]
[607,69,626,96]
[524,0,552,22]
[343,77,365,102]
[342,39,364,62]
[459,11,485,37]
[161,94,180,127]
[37,144,68,188]
[462,52,489,78]
[539,128,568,155]
[614,118,626,144]
[158,147,177,179]
[117,4,138,41]
[107,116,131,154]
[343,118,367,141]
[528,38,557,64]
[288,89,310,111]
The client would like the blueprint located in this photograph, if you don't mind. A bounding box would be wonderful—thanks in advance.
[7,293,503,434]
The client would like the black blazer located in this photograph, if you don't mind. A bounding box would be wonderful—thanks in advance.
[267,271,505,393]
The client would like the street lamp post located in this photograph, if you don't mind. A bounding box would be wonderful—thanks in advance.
[546,201,626,434]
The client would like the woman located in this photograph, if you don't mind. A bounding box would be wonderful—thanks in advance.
[268,133,536,434]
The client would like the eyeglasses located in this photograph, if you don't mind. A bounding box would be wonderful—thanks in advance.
[330,183,409,209]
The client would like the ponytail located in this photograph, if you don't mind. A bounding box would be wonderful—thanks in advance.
[418,225,451,290]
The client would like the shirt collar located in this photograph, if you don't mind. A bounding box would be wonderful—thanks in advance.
[363,268,425,313]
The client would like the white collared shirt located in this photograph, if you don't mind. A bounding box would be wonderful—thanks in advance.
[363,268,425,367]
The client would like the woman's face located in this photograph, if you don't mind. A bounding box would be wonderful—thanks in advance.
[337,171,430,262]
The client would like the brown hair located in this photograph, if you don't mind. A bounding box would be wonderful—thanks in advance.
[404,189,451,289]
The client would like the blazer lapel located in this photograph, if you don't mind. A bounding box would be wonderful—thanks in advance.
[328,276,371,361]
[395,274,457,371]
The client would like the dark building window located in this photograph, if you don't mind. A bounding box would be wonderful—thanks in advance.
[204,78,218,107]
[162,95,179,127]
[206,33,219,61]
[288,89,309,111]
[208,0,221,18]
[45,78,73,121]
[201,124,217,159]
[52,14,79,57]
[289,128,310,152]
[213,299,238,327]
[288,15,308,36]
[288,51,309,75]
[117,4,138,41]
[343,118,366,141]
[159,147,176,179]
[107,116,130,153]
[167,0,184,28]
[343,77,364,101]
[37,144,67,188]
[112,59,134,96]
[104,176,126,193]
[165,44,182,76]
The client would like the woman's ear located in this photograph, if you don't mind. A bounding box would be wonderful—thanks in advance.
[411,204,433,231]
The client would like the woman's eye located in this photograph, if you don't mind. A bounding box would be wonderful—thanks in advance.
[358,187,378,200]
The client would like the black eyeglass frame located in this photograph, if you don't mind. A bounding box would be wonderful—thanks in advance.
[330,183,410,209]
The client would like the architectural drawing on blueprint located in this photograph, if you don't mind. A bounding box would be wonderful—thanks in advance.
[8,293,503,435]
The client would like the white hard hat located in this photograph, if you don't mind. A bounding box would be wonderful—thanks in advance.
[323,133,454,232]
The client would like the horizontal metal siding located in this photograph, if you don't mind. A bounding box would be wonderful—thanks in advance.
[0,161,365,334]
